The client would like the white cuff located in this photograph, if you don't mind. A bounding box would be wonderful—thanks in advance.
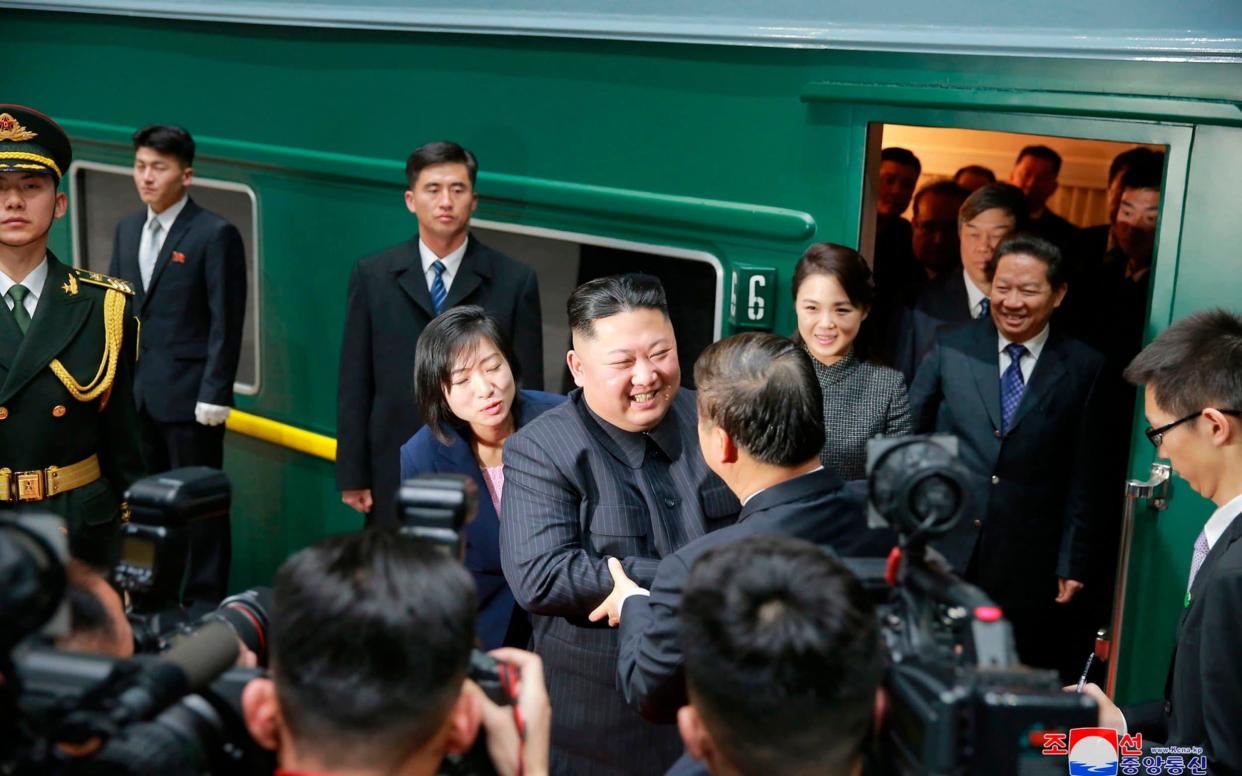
[619,588,651,619]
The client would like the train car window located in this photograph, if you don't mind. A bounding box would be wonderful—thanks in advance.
[472,223,722,392]
[68,162,261,395]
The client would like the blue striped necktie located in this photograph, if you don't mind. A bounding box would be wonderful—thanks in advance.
[430,260,447,314]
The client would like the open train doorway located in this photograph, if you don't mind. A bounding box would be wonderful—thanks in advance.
[472,223,721,392]
[862,123,1169,687]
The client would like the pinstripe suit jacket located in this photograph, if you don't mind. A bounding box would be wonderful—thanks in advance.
[500,388,739,776]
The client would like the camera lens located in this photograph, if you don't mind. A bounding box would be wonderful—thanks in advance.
[206,587,272,666]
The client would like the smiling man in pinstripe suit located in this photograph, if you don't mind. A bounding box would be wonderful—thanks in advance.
[500,274,739,775]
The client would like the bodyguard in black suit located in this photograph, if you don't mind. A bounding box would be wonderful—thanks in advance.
[909,233,1104,675]
[109,126,246,605]
[1083,310,1242,775]
[337,142,542,527]
[889,183,1026,381]
[585,333,878,725]
[500,275,738,775]
[0,105,144,569]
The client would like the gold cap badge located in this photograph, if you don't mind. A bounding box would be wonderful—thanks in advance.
[0,113,37,143]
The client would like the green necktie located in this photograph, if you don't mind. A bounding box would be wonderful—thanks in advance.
[7,285,31,335]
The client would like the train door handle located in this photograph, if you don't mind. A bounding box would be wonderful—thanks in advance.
[1126,461,1172,511]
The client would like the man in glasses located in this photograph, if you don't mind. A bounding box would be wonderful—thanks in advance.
[1080,309,1242,774]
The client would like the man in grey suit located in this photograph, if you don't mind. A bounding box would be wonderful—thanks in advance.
[500,274,739,775]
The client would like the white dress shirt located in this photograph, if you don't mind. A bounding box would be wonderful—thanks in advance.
[419,237,469,296]
[0,256,49,319]
[997,324,1051,383]
[963,268,990,319]
[1203,492,1242,552]
[146,194,189,255]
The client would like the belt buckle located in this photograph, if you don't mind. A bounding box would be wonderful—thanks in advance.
[15,470,46,501]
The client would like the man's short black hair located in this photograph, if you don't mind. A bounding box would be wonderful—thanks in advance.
[270,530,476,769]
[694,333,824,467]
[681,536,883,776]
[1119,151,1164,193]
[1015,144,1063,176]
[1124,309,1242,417]
[959,182,1029,229]
[405,141,478,189]
[1109,146,1161,184]
[913,179,970,219]
[567,273,669,338]
[415,305,523,445]
[881,146,921,176]
[953,164,996,185]
[986,232,1067,287]
[132,125,195,167]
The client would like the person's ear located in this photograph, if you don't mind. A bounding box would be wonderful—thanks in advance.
[241,678,283,753]
[1203,408,1237,446]
[677,705,713,764]
[181,165,194,188]
[404,189,417,215]
[873,687,889,737]
[443,684,482,755]
[54,191,68,220]
[567,350,585,388]
[718,427,739,465]
[859,304,870,323]
[1051,282,1068,308]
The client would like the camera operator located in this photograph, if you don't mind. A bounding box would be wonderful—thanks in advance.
[240,529,551,776]
[590,332,886,723]
[56,558,134,659]
[673,535,884,776]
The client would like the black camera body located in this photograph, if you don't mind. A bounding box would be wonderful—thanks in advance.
[862,436,1097,775]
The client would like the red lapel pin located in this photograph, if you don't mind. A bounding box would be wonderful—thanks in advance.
[171,251,186,264]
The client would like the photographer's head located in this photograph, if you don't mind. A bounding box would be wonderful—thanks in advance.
[1124,309,1242,505]
[55,560,134,659]
[677,536,884,776]
[243,530,479,775]
[693,333,824,499]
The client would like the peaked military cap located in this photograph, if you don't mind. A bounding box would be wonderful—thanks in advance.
[0,104,72,181]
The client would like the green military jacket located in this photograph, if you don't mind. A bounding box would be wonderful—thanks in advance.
[0,252,145,566]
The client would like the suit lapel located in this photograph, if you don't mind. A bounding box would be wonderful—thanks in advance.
[442,237,490,310]
[0,299,22,371]
[394,240,436,319]
[141,199,200,314]
[121,216,147,309]
[1005,329,1069,434]
[0,256,92,405]
[966,318,1004,433]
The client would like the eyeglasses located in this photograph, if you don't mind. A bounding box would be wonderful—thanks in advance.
[1145,408,1241,448]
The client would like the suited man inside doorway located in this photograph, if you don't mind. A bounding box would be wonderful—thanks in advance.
[909,232,1105,678]
[336,141,543,527]
[110,124,247,608]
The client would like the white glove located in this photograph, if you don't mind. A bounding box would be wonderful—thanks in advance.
[194,402,231,426]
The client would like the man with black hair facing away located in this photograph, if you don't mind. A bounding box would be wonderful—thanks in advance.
[589,331,876,723]
[242,529,552,776]
[909,232,1104,679]
[872,147,923,315]
[500,273,739,775]
[0,104,143,569]
[674,536,885,776]
[337,141,543,527]
[110,124,247,607]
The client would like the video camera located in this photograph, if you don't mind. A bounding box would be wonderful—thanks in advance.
[860,435,1096,775]
[397,475,522,776]
[0,470,275,775]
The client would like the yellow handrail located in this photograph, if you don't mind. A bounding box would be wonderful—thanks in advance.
[225,409,337,461]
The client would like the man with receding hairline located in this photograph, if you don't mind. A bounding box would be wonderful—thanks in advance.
[500,273,738,775]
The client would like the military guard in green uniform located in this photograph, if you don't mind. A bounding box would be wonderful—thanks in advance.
[0,104,144,567]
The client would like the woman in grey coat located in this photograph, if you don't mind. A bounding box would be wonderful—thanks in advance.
[792,243,913,480]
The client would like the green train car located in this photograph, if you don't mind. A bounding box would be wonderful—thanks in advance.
[4,0,1241,705]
